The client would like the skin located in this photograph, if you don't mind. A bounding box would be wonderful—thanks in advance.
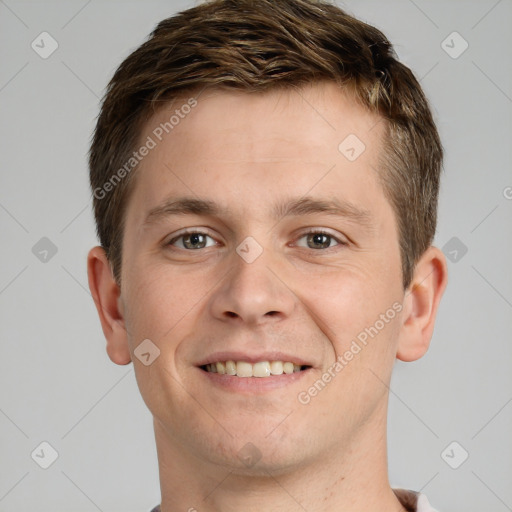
[88,81,447,512]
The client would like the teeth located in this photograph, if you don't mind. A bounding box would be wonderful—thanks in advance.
[204,360,307,377]
[225,360,236,375]
[270,361,283,375]
[253,361,271,377]
[236,361,253,377]
[283,362,294,374]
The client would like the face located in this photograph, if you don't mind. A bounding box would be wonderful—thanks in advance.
[119,82,405,472]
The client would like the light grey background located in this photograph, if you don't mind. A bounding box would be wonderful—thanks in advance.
[1,0,511,511]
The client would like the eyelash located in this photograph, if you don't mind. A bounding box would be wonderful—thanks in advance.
[166,228,347,251]
[167,229,217,250]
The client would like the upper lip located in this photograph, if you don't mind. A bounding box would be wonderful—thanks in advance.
[196,351,314,368]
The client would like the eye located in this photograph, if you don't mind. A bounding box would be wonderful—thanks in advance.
[295,230,345,250]
[168,231,217,250]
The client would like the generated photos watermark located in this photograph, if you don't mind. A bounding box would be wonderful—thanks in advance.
[297,301,403,405]
[93,97,198,200]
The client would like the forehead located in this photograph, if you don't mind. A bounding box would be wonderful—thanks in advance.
[147,82,381,155]
[128,81,387,220]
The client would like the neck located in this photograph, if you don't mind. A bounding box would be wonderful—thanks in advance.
[154,398,406,512]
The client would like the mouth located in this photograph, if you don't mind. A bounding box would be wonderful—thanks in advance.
[200,360,312,378]
[196,352,314,392]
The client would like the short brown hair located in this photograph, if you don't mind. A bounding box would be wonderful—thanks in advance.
[89,0,442,289]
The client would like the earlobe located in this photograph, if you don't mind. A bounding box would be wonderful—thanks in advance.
[87,246,132,365]
[396,246,448,362]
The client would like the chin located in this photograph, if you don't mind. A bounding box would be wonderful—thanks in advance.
[196,427,317,477]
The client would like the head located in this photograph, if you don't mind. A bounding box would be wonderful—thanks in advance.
[87,0,447,475]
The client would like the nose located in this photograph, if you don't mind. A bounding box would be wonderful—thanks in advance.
[209,245,296,326]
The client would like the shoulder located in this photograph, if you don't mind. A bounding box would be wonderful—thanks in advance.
[417,493,440,512]
[393,488,440,512]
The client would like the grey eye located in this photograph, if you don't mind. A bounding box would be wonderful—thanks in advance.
[171,232,216,250]
[296,232,340,249]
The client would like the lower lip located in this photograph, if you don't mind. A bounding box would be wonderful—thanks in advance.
[198,367,311,393]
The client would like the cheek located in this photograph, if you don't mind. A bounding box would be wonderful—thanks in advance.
[295,268,402,424]
[297,265,379,336]
[295,262,402,364]
[122,264,214,421]
[122,261,210,347]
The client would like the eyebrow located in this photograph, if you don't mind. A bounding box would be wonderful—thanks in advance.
[143,195,374,229]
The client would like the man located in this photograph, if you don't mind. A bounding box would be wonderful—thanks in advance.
[87,0,448,510]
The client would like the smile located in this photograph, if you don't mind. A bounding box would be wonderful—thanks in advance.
[201,360,311,378]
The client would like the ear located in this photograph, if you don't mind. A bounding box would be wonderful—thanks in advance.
[396,246,448,362]
[87,246,132,365]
